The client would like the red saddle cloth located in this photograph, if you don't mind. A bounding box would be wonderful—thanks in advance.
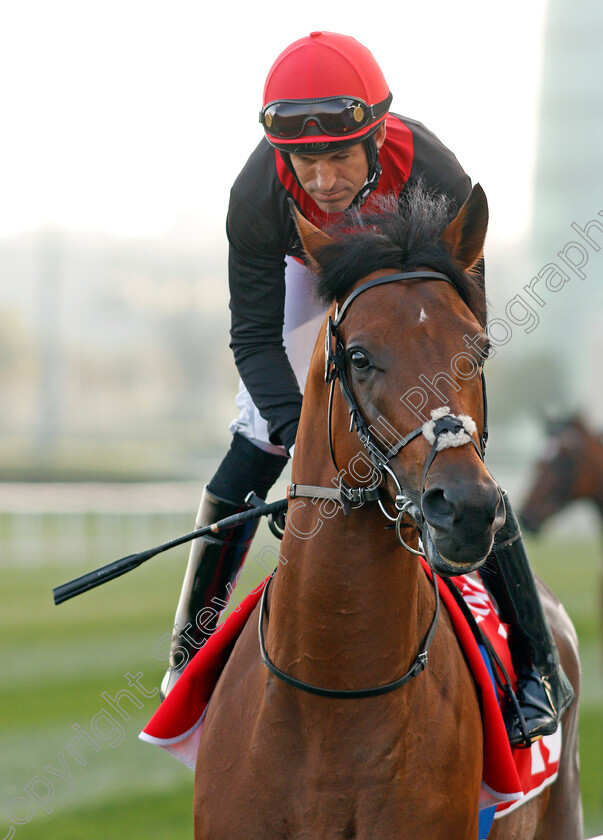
[140,563,561,818]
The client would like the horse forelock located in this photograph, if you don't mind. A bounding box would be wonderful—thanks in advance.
[313,186,487,326]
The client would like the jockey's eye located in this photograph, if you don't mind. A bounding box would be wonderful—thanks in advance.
[349,349,371,372]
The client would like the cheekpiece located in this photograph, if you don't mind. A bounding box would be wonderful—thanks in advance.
[324,315,340,383]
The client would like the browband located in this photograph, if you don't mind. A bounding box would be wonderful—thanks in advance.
[332,270,454,327]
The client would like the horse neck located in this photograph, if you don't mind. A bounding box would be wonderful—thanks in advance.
[571,433,603,513]
[268,422,430,691]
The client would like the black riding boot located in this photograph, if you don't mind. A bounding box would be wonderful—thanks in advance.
[479,490,575,747]
[160,487,259,698]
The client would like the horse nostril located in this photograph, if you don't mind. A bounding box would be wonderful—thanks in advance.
[421,487,457,528]
[422,482,503,533]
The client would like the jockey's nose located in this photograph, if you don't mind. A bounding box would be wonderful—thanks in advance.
[314,160,337,192]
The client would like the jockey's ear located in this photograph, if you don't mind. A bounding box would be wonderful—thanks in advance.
[288,198,334,270]
[441,184,489,271]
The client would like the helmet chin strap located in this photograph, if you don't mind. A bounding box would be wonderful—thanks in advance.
[350,134,382,207]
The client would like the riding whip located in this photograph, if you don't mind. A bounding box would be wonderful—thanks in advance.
[52,496,289,605]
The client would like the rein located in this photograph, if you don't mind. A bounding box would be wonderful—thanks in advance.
[258,570,440,699]
[259,269,489,699]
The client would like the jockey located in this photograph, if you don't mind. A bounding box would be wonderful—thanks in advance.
[162,31,574,747]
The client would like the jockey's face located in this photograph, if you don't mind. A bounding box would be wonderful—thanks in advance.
[290,124,386,213]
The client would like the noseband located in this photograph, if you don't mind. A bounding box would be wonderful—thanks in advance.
[259,269,490,699]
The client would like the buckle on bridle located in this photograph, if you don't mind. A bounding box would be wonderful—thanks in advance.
[416,651,429,671]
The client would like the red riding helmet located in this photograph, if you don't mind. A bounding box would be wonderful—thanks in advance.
[260,31,393,153]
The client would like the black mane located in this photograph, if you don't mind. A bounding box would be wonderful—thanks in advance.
[312,186,486,326]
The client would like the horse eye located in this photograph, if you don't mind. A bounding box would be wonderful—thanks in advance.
[349,350,370,371]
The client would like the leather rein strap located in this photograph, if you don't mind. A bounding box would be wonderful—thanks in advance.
[258,570,440,699]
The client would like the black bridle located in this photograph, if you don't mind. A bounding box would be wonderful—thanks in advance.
[259,269,490,700]
[325,270,488,478]
[258,571,438,699]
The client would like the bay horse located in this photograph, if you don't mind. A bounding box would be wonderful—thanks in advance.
[521,414,603,534]
[521,413,603,658]
[193,186,582,839]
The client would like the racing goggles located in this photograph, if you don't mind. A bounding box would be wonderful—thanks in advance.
[259,93,392,140]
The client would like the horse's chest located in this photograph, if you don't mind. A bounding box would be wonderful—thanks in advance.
[195,606,482,839]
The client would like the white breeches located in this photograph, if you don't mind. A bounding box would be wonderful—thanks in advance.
[229,256,328,455]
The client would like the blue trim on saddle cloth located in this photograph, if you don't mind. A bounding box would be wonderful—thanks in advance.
[478,642,499,839]
[478,805,497,839]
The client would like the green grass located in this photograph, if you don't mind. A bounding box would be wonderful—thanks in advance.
[0,527,601,838]
[0,552,193,839]
[11,785,194,840]
[579,704,603,836]
[526,535,603,837]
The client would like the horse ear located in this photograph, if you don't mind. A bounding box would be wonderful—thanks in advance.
[441,184,489,270]
[288,198,334,270]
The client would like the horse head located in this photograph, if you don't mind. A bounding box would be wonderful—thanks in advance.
[292,184,505,576]
[520,413,601,532]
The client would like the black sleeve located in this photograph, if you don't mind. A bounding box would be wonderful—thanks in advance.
[405,120,486,290]
[226,141,302,452]
[398,115,472,216]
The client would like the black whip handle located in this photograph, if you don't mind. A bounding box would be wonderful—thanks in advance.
[52,497,289,605]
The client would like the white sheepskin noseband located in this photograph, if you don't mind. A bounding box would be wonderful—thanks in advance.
[421,406,477,452]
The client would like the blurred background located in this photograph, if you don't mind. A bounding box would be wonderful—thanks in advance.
[1,0,601,836]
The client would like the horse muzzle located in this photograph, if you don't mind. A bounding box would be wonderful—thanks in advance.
[518,510,542,535]
[420,478,506,576]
